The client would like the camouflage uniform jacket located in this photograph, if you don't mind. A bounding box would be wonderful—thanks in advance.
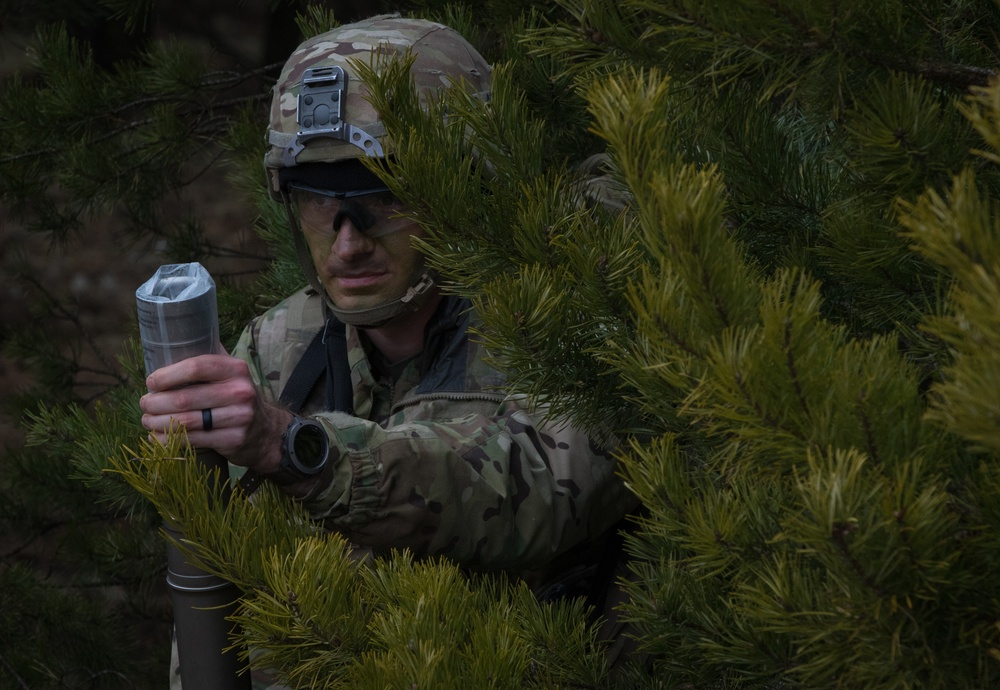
[231,286,629,571]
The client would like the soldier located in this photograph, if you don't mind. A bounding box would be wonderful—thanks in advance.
[140,13,632,684]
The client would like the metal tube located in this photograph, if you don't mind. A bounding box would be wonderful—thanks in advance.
[136,264,250,690]
[164,449,249,690]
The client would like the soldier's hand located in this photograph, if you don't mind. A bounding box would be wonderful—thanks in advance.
[139,353,291,473]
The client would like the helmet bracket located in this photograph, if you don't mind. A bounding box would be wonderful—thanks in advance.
[282,66,385,166]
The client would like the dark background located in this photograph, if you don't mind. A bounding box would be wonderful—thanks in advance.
[0,0,389,460]
[0,2,392,684]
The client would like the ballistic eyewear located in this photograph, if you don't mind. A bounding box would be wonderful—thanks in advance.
[288,184,413,239]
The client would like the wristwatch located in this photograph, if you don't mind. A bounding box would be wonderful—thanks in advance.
[269,415,330,485]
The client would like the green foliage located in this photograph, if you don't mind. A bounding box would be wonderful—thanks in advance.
[1,408,168,689]
[110,437,613,688]
[367,2,1000,688]
[0,14,279,272]
[293,3,340,37]
[0,4,291,686]
[7,0,1000,688]
[0,563,164,689]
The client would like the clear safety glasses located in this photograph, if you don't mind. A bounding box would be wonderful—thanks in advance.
[288,184,413,239]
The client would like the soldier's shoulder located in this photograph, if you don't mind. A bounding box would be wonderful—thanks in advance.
[244,287,326,362]
[253,286,321,329]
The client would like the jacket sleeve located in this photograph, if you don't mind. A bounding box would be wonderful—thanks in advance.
[231,306,631,570]
[302,402,629,569]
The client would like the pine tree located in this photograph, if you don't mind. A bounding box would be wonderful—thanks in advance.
[0,1,298,685]
[374,2,1000,688]
[7,0,1000,688]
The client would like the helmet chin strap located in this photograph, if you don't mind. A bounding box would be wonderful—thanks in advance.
[325,267,437,328]
[282,191,438,329]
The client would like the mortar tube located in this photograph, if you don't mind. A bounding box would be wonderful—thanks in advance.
[165,449,250,690]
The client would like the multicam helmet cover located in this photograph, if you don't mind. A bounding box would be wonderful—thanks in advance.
[265,15,491,328]
[265,14,491,199]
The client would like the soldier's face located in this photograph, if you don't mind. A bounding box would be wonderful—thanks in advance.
[301,204,426,314]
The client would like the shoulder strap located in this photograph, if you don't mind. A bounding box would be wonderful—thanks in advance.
[324,318,353,414]
[278,325,328,414]
[278,315,353,415]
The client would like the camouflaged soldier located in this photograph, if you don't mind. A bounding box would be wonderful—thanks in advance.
[142,14,632,688]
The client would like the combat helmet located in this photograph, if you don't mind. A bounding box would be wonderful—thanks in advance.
[265,15,491,327]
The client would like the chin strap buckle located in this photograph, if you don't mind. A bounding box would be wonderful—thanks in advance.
[400,270,436,307]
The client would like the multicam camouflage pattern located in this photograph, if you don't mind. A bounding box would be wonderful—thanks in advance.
[173,17,626,689]
[232,287,630,568]
[170,290,631,689]
[264,14,491,197]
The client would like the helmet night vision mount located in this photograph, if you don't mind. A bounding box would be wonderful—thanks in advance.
[279,65,385,168]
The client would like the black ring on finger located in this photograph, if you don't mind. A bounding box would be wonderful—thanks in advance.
[202,408,214,431]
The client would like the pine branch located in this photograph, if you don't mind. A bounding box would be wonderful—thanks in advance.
[0,652,32,690]
[856,49,997,89]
